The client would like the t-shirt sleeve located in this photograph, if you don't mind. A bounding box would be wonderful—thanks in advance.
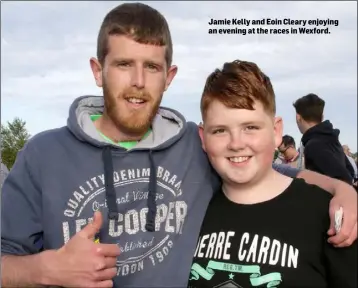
[324,240,357,287]
[314,182,358,287]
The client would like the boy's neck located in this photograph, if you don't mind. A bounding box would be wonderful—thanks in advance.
[222,169,292,205]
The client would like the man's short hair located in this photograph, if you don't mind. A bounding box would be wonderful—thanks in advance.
[97,3,173,67]
[200,60,276,120]
[281,135,296,149]
[292,93,325,123]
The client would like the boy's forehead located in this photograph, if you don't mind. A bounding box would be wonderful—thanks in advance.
[204,99,270,124]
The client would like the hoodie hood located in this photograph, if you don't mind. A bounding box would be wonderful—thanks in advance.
[301,120,340,146]
[66,95,188,232]
[67,95,186,150]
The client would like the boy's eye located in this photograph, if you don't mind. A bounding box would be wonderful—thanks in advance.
[246,126,259,130]
[212,128,225,134]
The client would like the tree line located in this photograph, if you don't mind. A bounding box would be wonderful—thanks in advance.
[1,118,31,170]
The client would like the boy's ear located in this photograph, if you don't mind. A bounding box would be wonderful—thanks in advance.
[273,116,283,148]
[198,124,207,152]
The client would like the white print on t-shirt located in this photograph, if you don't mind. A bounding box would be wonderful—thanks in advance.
[194,231,299,268]
[190,231,300,287]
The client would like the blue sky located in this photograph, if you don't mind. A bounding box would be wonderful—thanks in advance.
[2,1,357,151]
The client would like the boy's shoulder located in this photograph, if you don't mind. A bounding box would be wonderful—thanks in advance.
[288,178,333,210]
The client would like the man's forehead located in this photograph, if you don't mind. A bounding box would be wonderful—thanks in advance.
[107,35,166,61]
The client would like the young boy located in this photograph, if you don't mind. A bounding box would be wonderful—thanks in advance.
[188,60,357,288]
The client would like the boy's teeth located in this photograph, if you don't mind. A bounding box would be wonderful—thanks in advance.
[128,98,144,104]
[229,156,249,163]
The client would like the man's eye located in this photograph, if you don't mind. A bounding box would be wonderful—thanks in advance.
[146,64,159,71]
[117,62,130,67]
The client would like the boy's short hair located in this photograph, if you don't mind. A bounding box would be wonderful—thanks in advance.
[97,3,173,66]
[292,93,325,123]
[200,60,276,120]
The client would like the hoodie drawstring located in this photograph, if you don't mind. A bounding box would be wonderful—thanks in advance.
[102,147,119,220]
[145,150,157,232]
[101,147,157,232]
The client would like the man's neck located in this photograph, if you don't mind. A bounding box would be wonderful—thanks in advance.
[302,121,319,134]
[222,168,292,205]
[94,114,146,142]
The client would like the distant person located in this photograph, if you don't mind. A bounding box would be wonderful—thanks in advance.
[293,93,353,184]
[0,162,9,189]
[277,135,304,169]
[343,145,358,180]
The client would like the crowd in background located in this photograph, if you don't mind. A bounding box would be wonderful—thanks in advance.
[274,93,357,190]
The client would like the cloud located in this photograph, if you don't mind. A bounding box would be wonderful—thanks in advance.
[2,1,357,150]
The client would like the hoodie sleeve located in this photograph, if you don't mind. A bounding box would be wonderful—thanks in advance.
[1,142,43,256]
[272,163,299,178]
[304,141,353,184]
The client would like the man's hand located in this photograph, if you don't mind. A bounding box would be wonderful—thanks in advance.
[327,182,357,248]
[44,211,120,287]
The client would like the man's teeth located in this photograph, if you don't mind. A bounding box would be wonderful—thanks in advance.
[229,156,250,163]
[127,98,145,104]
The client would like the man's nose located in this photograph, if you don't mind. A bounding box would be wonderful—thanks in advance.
[131,66,145,89]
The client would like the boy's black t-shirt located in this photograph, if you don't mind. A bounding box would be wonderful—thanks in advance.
[188,178,357,288]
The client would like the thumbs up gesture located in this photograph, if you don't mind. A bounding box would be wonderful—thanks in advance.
[49,212,120,287]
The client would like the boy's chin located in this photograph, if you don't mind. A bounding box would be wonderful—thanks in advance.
[226,173,257,186]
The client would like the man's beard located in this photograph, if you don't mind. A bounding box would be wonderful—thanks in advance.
[103,82,162,136]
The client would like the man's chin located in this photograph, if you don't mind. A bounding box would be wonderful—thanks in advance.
[115,119,152,136]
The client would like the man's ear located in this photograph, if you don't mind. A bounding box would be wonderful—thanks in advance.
[198,124,207,152]
[273,116,283,148]
[90,57,103,87]
[164,65,178,91]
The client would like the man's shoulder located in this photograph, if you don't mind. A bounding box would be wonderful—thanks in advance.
[304,137,322,148]
[186,121,199,132]
[183,121,201,144]
[181,121,221,186]
[303,138,328,157]
[26,126,71,150]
